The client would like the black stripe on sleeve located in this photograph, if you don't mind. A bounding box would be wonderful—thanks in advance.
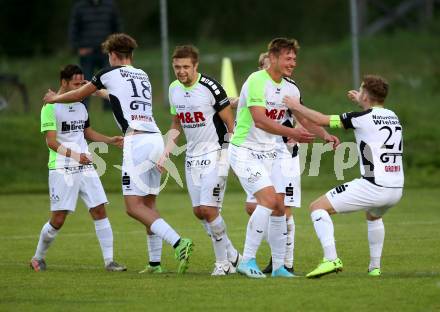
[91,66,122,90]
[339,109,372,129]
[199,74,230,112]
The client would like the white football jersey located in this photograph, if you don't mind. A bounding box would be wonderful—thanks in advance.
[339,107,404,188]
[92,65,160,134]
[169,73,230,157]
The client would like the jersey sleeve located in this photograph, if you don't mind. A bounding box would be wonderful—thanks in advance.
[168,85,177,115]
[339,109,372,129]
[211,83,230,112]
[199,75,230,112]
[41,104,56,132]
[247,74,266,107]
[91,66,116,90]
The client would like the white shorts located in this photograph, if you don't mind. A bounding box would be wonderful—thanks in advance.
[48,165,108,212]
[326,178,403,217]
[246,155,301,207]
[185,150,228,208]
[228,144,275,197]
[122,132,164,196]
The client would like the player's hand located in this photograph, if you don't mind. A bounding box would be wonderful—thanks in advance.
[347,90,360,103]
[43,89,58,103]
[289,127,315,143]
[282,95,301,111]
[109,136,124,148]
[156,152,169,173]
[325,134,340,150]
[77,153,93,165]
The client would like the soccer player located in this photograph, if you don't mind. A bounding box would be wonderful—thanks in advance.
[43,33,194,274]
[158,45,240,275]
[31,64,126,272]
[283,75,404,278]
[241,50,339,275]
[228,38,321,279]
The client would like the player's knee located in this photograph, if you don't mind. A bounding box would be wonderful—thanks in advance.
[245,202,256,216]
[51,215,66,229]
[309,199,321,212]
[259,196,277,210]
[125,203,141,218]
[90,205,107,220]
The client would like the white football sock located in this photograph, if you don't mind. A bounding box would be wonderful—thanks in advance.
[150,218,180,247]
[94,218,114,265]
[311,209,337,261]
[268,215,287,271]
[200,220,212,237]
[285,215,295,269]
[34,222,59,260]
[242,205,272,262]
[225,235,238,263]
[368,219,384,270]
[208,215,228,263]
[147,233,163,264]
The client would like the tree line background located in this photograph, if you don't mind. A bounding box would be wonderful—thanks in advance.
[1,0,433,56]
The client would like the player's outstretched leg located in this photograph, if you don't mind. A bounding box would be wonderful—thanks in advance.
[306,197,343,278]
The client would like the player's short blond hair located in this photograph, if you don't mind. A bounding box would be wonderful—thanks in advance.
[362,75,389,103]
[102,33,138,59]
[258,52,269,69]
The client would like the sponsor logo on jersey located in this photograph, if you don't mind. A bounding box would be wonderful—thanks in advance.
[130,100,152,111]
[250,151,277,160]
[177,111,206,124]
[119,69,148,80]
[385,165,401,172]
[61,120,86,133]
[186,159,211,168]
[372,114,400,126]
[266,108,286,120]
[131,115,153,122]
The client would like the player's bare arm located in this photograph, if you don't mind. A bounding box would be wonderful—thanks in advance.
[294,111,340,149]
[45,130,92,164]
[283,95,331,127]
[250,106,315,143]
[83,127,123,148]
[157,115,182,173]
[218,105,235,134]
[43,82,97,104]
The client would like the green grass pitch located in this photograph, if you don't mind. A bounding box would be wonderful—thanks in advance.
[0,189,439,311]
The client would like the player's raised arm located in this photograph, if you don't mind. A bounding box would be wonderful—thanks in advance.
[283,95,332,127]
[43,82,97,104]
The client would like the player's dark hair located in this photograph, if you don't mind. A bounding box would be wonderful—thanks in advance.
[268,38,300,56]
[172,45,199,64]
[102,33,138,59]
[362,75,389,103]
[60,64,83,81]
